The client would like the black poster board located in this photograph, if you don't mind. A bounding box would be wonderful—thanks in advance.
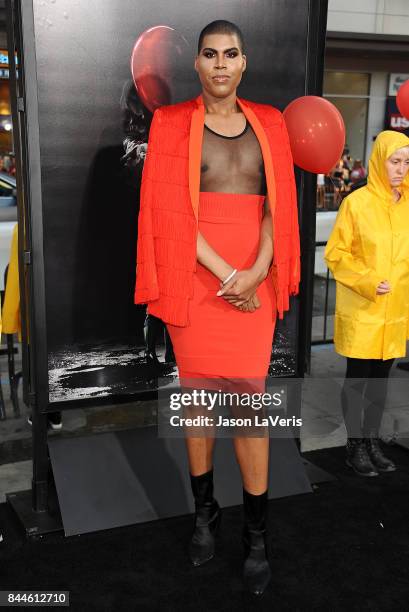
[7,0,325,409]
[5,0,327,527]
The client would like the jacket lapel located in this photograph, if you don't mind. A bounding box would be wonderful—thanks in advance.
[236,98,277,219]
[188,94,277,222]
[188,99,205,223]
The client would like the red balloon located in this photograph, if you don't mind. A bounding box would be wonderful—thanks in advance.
[130,26,189,112]
[397,79,409,119]
[283,96,345,173]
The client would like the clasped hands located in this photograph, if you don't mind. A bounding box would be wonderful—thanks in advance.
[216,268,263,312]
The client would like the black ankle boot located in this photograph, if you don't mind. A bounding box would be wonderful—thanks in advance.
[242,488,272,596]
[188,469,221,567]
[346,438,378,477]
[365,436,396,472]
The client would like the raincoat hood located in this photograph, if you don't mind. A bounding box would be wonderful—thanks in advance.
[325,129,409,360]
[367,130,409,200]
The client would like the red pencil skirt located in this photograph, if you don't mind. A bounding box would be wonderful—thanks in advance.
[166,191,276,392]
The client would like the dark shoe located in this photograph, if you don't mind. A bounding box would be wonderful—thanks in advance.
[27,412,62,431]
[346,439,378,477]
[365,437,396,472]
[188,469,221,567]
[242,489,272,596]
[47,411,62,431]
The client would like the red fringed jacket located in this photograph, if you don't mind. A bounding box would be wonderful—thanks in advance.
[134,93,300,327]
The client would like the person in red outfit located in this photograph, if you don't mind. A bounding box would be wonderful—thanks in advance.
[134,20,300,596]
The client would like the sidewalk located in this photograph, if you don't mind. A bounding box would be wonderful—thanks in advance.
[303,343,409,451]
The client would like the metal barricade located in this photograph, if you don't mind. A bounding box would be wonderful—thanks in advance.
[312,240,334,345]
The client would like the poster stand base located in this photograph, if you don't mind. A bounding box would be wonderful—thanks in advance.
[294,439,336,484]
[6,427,312,538]
[6,428,334,537]
[48,428,312,537]
[6,488,63,538]
[302,458,337,484]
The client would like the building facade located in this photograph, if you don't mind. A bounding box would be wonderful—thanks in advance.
[325,0,409,165]
[314,1,409,342]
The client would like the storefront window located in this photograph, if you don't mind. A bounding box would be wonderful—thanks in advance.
[313,71,370,343]
[316,71,370,213]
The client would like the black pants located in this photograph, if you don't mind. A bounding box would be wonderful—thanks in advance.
[341,357,394,438]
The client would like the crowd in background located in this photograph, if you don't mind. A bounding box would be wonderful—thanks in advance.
[317,147,367,210]
[0,154,16,176]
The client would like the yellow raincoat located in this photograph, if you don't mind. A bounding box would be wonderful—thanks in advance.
[325,130,409,360]
[2,223,21,337]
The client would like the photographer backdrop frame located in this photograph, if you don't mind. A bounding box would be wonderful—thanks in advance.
[5,0,328,536]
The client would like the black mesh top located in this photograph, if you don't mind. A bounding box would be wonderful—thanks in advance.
[200,119,267,196]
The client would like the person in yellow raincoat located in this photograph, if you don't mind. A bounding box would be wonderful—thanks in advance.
[2,223,21,338]
[1,224,62,429]
[325,130,409,477]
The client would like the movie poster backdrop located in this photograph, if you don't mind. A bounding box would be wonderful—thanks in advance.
[22,0,312,403]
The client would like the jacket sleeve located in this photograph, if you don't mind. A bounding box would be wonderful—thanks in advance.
[324,198,383,302]
[134,109,161,305]
[270,111,300,319]
[280,113,300,297]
